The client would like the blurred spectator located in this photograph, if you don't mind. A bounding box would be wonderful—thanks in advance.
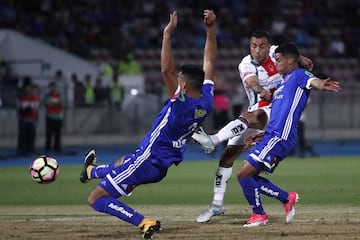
[229,82,247,119]
[70,73,85,107]
[94,77,108,106]
[53,69,68,103]
[329,34,346,56]
[294,29,311,47]
[17,83,40,156]
[270,15,287,45]
[118,53,141,75]
[83,74,95,105]
[108,72,124,110]
[44,82,64,153]
[296,112,319,158]
[0,64,19,107]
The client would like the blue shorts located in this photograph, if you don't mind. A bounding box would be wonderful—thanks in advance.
[98,151,168,198]
[245,133,295,174]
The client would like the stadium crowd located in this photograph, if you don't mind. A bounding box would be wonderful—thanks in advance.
[0,0,359,106]
[1,0,358,57]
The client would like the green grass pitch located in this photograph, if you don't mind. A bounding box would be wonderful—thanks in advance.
[0,156,359,206]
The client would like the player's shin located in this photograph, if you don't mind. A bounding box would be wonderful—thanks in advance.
[212,166,232,206]
[238,177,265,214]
[255,175,289,203]
[92,197,144,226]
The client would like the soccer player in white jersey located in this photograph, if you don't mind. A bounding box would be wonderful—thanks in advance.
[195,31,313,223]
[237,42,340,227]
[79,10,217,239]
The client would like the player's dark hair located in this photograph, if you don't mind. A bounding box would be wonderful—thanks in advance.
[179,64,204,90]
[251,30,271,43]
[275,42,300,58]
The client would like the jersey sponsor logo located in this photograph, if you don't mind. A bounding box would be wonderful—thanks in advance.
[254,187,261,207]
[194,108,207,119]
[108,203,134,218]
[172,139,187,148]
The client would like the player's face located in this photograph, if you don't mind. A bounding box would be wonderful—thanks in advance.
[274,53,289,74]
[250,37,270,64]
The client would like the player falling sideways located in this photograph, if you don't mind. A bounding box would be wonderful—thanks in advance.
[79,10,217,239]
[193,31,313,224]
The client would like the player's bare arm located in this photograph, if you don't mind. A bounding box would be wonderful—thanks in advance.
[310,78,341,92]
[202,9,216,81]
[161,11,178,96]
[245,76,272,101]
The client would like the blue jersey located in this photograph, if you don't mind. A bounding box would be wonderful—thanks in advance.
[267,68,316,144]
[245,68,317,173]
[137,79,214,168]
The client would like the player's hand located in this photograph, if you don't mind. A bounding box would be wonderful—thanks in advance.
[323,78,341,92]
[203,9,216,27]
[260,89,272,101]
[164,11,178,35]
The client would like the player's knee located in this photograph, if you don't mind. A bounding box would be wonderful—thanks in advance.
[88,194,96,206]
[240,110,268,129]
[88,189,101,206]
[236,168,246,178]
[256,110,268,129]
[236,161,257,178]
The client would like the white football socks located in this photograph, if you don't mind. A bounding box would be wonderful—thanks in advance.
[210,118,248,145]
[212,166,233,207]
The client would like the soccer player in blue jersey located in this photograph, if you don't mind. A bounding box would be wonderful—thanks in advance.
[79,10,217,239]
[237,42,340,227]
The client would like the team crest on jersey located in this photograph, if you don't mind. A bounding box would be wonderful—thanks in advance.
[283,74,291,83]
[194,108,207,119]
[305,70,314,77]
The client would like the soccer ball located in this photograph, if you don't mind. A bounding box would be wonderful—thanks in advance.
[29,155,59,184]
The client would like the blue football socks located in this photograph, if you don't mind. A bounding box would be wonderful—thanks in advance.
[92,196,144,226]
[238,176,265,214]
[255,175,289,203]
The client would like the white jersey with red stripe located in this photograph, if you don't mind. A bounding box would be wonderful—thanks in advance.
[228,46,282,146]
[238,45,282,112]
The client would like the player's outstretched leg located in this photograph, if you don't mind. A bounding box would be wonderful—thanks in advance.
[92,196,161,239]
[80,149,96,183]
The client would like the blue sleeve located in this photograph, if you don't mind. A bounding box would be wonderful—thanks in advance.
[297,69,316,89]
